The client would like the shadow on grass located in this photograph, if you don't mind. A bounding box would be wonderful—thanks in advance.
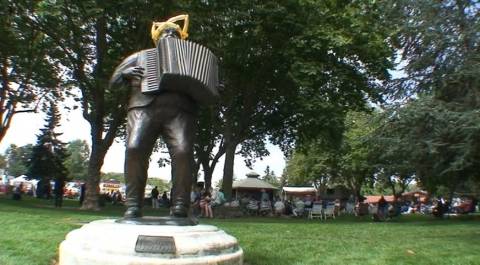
[205,213,480,227]
[0,196,170,219]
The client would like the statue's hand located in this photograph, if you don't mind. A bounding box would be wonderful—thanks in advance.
[122,66,144,80]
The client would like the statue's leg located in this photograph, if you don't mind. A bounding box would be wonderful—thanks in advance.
[162,110,196,217]
[124,107,159,218]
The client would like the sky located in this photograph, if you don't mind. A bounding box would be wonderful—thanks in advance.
[0,100,286,185]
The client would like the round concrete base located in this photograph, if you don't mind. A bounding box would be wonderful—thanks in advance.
[59,219,243,265]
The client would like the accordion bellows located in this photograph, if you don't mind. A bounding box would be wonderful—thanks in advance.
[138,38,220,104]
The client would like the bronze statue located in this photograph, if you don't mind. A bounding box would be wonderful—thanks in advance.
[109,15,219,220]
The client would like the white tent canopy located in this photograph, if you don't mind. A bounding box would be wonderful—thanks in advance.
[282,187,317,193]
[232,178,278,190]
[9,175,38,186]
[282,186,317,200]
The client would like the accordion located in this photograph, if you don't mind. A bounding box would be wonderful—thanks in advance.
[138,38,219,104]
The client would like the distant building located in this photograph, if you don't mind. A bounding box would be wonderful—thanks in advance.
[232,171,278,201]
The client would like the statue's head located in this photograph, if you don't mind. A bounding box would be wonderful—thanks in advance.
[160,27,181,39]
[151,14,189,45]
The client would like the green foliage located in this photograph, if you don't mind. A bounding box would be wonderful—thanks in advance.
[27,102,68,181]
[283,110,378,197]
[4,144,33,176]
[260,166,280,188]
[375,97,480,194]
[273,0,395,149]
[64,140,90,180]
[337,111,378,196]
[0,0,62,143]
[100,172,123,182]
[147,178,171,193]
[0,154,6,169]
[13,0,181,207]
[183,0,395,192]
[385,0,480,104]
[283,144,336,189]
[377,0,480,194]
[100,172,170,192]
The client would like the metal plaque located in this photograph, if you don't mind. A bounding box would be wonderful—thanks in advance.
[135,235,176,254]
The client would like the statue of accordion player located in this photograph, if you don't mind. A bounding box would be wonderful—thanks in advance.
[109,14,219,220]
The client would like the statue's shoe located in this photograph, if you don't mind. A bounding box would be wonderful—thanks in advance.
[124,206,143,219]
[172,203,188,217]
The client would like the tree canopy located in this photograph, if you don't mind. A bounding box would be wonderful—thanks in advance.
[64,139,90,181]
[0,1,62,143]
[5,144,32,176]
[3,0,477,202]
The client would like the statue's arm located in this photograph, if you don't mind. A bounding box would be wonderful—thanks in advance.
[109,53,144,88]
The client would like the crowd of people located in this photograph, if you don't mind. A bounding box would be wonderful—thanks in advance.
[204,193,479,221]
[189,187,226,218]
[150,186,171,209]
[6,180,478,220]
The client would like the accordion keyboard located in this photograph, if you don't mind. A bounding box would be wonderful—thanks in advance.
[141,48,160,93]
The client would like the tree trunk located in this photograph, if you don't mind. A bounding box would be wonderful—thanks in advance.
[81,141,106,210]
[222,141,237,201]
[203,162,213,190]
[196,140,226,191]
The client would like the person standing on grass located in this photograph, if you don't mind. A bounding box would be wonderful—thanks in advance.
[12,183,22,200]
[161,191,169,207]
[377,196,388,220]
[151,186,159,209]
[260,189,269,202]
[79,183,86,206]
[274,198,285,216]
[54,179,64,208]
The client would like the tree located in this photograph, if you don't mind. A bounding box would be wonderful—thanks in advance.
[101,172,124,182]
[4,144,33,176]
[261,166,280,188]
[146,178,171,194]
[0,1,62,143]
[64,139,90,181]
[374,97,480,195]
[378,0,480,195]
[337,111,377,200]
[27,102,68,182]
[185,0,395,199]
[368,107,417,197]
[13,0,396,205]
[385,0,479,105]
[283,111,379,200]
[0,154,6,169]
[283,143,337,193]
[16,0,179,209]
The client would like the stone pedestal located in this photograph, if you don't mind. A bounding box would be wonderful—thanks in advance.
[59,219,243,265]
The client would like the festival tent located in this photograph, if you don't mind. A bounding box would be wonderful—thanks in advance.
[232,171,278,200]
[282,186,317,200]
[9,175,38,186]
[9,175,38,194]
[365,195,395,204]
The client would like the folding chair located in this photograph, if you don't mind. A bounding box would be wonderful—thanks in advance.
[323,205,336,220]
[309,203,323,219]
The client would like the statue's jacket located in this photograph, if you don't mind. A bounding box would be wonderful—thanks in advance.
[109,52,197,114]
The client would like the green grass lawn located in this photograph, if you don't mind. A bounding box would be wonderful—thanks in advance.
[0,196,479,265]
